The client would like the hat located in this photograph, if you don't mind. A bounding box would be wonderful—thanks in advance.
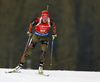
[41,10,49,18]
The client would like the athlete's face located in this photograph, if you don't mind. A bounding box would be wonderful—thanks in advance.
[42,16,48,23]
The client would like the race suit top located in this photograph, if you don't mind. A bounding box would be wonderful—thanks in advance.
[29,17,56,37]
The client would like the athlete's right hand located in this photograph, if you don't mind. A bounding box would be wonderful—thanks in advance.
[27,31,32,36]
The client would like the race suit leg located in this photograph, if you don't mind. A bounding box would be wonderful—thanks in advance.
[19,34,39,64]
[39,36,49,66]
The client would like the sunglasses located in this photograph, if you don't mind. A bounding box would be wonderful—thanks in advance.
[42,17,48,19]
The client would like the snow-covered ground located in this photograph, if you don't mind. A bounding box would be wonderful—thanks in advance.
[0,68,100,82]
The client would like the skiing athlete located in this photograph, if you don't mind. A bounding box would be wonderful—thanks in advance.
[13,10,57,74]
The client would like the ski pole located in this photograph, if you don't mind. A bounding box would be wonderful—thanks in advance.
[23,36,31,55]
[50,38,54,66]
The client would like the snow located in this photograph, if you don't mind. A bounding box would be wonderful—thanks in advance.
[0,68,100,82]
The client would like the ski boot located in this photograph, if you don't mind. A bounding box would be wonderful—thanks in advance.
[13,63,23,72]
[38,63,43,74]
[38,66,43,74]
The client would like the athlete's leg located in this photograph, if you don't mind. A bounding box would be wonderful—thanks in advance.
[14,34,39,72]
[19,34,39,64]
[38,36,49,73]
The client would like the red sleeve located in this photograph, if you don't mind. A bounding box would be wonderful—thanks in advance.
[29,24,32,33]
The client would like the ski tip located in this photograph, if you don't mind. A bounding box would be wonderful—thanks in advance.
[5,71,14,73]
[5,71,21,74]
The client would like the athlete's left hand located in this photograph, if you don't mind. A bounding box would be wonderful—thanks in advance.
[52,34,57,40]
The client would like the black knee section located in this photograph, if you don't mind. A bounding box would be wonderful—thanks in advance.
[25,54,29,58]
[28,42,37,48]
[41,50,46,55]
[28,38,37,48]
[41,40,49,47]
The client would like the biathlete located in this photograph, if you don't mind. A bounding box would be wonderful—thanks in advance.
[14,10,57,74]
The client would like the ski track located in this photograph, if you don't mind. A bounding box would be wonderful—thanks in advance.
[0,68,100,82]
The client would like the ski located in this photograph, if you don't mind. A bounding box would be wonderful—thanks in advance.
[36,73,49,77]
[5,70,49,77]
[5,71,21,74]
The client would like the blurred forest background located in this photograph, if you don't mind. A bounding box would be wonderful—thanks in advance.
[0,0,100,71]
